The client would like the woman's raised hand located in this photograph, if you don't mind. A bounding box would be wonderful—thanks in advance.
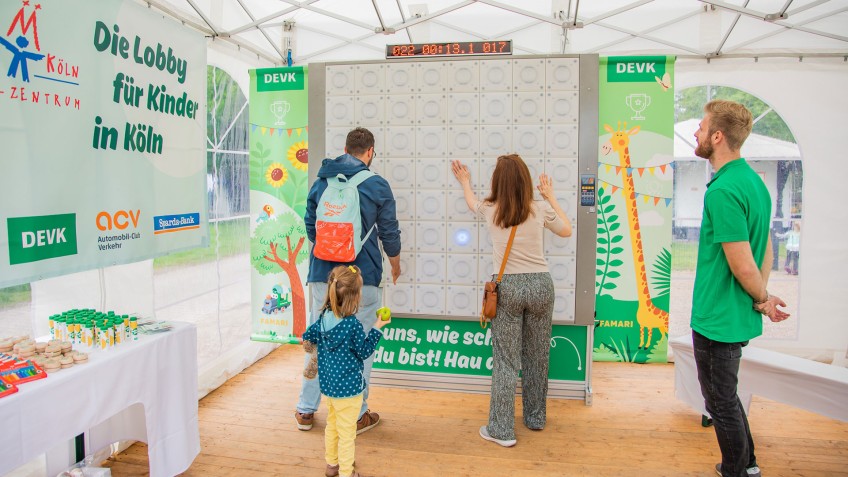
[451,160,472,187]
[537,173,555,201]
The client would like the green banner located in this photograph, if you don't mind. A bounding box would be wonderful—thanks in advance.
[0,0,208,288]
[248,67,310,344]
[374,318,588,382]
[593,56,675,363]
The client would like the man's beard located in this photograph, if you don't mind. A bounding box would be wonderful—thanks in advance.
[694,139,713,160]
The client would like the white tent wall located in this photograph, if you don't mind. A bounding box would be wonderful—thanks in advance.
[677,57,848,361]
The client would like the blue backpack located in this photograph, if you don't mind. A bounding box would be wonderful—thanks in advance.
[313,170,376,262]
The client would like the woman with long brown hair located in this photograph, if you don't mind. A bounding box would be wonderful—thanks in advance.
[451,154,572,447]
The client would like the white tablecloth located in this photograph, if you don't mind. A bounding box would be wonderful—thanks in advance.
[0,321,200,476]
[670,333,848,422]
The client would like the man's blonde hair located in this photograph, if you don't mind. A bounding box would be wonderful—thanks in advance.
[322,265,363,318]
[704,100,753,151]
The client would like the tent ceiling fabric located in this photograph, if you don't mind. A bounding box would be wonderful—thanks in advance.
[142,0,848,64]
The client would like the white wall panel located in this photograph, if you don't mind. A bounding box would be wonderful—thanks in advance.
[481,92,513,124]
[417,94,447,126]
[416,221,446,253]
[447,187,478,221]
[448,93,479,124]
[447,60,479,93]
[418,62,447,93]
[513,126,545,157]
[546,58,579,91]
[384,127,415,157]
[513,92,545,124]
[385,283,415,314]
[513,58,545,91]
[416,158,449,186]
[326,127,349,156]
[448,125,480,156]
[320,57,585,322]
[446,253,477,285]
[416,126,447,157]
[546,91,579,123]
[355,95,385,126]
[416,189,446,220]
[326,95,355,126]
[415,284,446,315]
[386,95,415,125]
[446,222,479,254]
[480,59,512,91]
[548,255,577,289]
[553,288,576,322]
[446,285,478,317]
[386,63,416,90]
[326,66,355,95]
[546,124,579,157]
[355,63,385,95]
[392,188,415,220]
[545,157,578,189]
[416,253,446,284]
[480,125,512,157]
[544,226,577,257]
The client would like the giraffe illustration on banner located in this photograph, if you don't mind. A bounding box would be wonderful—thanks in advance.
[602,122,669,349]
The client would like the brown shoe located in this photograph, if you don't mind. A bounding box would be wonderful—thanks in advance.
[325,464,339,477]
[356,410,380,434]
[295,411,314,431]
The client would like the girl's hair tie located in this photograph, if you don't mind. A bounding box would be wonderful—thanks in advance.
[348,265,357,274]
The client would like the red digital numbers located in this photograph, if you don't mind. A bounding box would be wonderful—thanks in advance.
[389,41,509,58]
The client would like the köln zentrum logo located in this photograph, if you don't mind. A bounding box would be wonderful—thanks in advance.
[1,1,82,109]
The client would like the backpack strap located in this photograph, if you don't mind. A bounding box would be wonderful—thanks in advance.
[339,170,377,243]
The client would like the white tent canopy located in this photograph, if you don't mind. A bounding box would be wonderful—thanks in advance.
[143,0,848,65]
[674,118,802,160]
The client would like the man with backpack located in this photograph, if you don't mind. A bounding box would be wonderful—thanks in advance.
[296,127,402,435]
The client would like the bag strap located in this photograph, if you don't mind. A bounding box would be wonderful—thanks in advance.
[495,226,517,284]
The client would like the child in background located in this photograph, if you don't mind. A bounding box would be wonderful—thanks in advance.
[302,265,390,477]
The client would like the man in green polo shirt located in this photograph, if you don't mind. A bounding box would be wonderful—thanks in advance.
[691,100,790,477]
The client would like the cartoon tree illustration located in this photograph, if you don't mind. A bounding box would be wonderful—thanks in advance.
[251,212,309,335]
[595,186,625,295]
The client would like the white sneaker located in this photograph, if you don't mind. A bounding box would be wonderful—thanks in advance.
[479,425,516,447]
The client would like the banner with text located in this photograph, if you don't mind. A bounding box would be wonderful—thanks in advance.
[248,67,310,344]
[374,318,588,382]
[593,56,675,363]
[0,0,207,288]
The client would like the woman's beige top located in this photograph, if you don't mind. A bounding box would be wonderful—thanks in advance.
[475,200,566,276]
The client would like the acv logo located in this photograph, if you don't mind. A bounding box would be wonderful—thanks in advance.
[96,210,141,231]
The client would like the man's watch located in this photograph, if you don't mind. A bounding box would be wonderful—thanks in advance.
[753,292,769,307]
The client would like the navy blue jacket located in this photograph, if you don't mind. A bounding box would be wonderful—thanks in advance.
[305,154,401,286]
[302,310,383,398]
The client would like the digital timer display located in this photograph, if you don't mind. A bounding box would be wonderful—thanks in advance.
[386,40,512,59]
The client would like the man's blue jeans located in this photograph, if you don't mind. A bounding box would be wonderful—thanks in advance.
[296,282,381,420]
[693,330,758,477]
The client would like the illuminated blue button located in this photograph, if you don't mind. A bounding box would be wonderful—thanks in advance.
[454,229,470,246]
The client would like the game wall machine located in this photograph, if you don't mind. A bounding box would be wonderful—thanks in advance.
[309,54,599,400]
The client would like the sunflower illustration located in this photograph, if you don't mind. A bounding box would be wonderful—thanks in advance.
[287,141,308,172]
[265,162,288,188]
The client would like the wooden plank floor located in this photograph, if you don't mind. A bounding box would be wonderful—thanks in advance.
[104,345,848,477]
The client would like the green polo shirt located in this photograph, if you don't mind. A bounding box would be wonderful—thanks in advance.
[691,158,772,343]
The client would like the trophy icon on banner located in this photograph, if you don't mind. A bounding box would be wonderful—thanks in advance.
[270,101,292,126]
[625,93,651,121]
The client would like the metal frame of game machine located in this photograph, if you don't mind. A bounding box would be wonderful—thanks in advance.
[308,48,598,404]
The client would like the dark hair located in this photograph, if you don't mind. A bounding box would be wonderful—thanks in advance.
[485,154,534,228]
[704,100,753,151]
[322,265,363,318]
[345,127,375,157]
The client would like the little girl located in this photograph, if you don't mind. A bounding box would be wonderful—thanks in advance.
[302,265,390,477]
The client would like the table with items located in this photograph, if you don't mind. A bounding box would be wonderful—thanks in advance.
[0,314,200,477]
